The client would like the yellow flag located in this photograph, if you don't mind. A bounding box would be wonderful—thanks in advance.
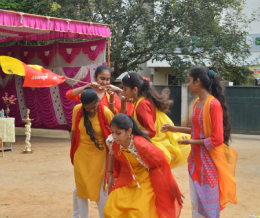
[0,56,26,76]
[28,65,43,72]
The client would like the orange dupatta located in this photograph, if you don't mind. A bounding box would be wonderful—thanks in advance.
[193,95,238,209]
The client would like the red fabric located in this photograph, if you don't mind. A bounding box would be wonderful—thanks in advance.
[143,76,150,82]
[190,100,223,186]
[110,136,182,218]
[135,99,156,138]
[22,64,66,87]
[66,89,81,101]
[66,90,121,113]
[126,102,134,116]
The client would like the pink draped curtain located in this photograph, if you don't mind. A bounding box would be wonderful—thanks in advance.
[0,39,106,65]
[36,44,56,67]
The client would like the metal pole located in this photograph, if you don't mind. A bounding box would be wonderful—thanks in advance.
[108,37,111,68]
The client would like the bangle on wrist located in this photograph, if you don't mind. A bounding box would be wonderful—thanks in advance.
[109,101,115,104]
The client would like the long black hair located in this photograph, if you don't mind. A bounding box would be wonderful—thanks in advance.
[189,66,231,145]
[80,87,103,150]
[122,72,173,113]
[110,113,150,142]
[94,65,111,78]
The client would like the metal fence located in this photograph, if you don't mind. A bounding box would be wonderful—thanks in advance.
[225,86,260,134]
[154,85,182,126]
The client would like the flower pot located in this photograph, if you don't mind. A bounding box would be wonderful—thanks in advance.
[5,104,10,118]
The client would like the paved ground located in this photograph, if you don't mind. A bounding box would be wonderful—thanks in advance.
[0,128,259,218]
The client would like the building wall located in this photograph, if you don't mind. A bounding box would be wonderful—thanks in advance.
[136,62,153,79]
[243,0,260,34]
[152,67,172,85]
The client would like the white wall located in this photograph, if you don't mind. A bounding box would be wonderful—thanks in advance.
[243,0,260,34]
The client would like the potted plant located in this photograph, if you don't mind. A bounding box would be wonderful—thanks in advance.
[2,93,17,117]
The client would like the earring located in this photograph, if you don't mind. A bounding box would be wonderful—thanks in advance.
[134,92,137,96]
[129,135,131,138]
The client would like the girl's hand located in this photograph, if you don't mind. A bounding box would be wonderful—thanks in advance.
[177,136,190,145]
[161,124,178,133]
[121,96,134,103]
[105,85,123,93]
[89,82,103,89]
[125,98,134,103]
[107,173,115,190]
[106,87,114,96]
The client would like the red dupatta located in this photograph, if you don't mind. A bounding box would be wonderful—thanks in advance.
[110,135,182,218]
[70,101,111,165]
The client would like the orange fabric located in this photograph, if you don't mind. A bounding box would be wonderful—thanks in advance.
[110,136,182,218]
[193,95,238,209]
[66,89,81,101]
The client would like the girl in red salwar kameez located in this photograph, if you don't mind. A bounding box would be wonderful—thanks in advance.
[66,65,134,115]
[161,66,238,218]
[121,72,191,169]
[104,113,182,218]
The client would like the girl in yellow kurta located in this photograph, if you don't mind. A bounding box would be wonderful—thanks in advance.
[103,113,182,218]
[70,87,114,218]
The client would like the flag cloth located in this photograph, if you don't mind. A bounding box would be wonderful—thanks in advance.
[0,56,66,87]
[0,56,26,76]
[24,65,66,87]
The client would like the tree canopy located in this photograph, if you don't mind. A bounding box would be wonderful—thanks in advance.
[1,0,258,84]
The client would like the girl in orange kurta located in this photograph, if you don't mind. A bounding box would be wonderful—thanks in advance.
[66,65,134,116]
[70,87,114,218]
[161,66,237,218]
[104,113,182,218]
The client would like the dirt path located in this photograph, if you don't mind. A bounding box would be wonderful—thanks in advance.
[0,132,259,218]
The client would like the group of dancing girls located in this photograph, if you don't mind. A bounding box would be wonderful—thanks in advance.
[67,65,238,218]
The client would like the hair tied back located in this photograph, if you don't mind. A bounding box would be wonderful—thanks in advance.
[143,76,150,82]
[208,69,215,79]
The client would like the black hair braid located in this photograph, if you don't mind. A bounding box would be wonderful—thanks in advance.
[81,87,103,150]
[211,75,231,145]
[82,108,103,150]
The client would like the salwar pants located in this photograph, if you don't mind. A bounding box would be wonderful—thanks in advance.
[73,177,108,218]
[189,176,205,218]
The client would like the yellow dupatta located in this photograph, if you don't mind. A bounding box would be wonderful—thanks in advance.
[193,95,238,209]
[134,97,191,169]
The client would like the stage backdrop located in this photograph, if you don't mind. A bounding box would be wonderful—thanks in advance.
[0,39,106,130]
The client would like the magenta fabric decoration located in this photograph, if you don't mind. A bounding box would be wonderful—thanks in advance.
[58,47,81,64]
[0,10,110,43]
